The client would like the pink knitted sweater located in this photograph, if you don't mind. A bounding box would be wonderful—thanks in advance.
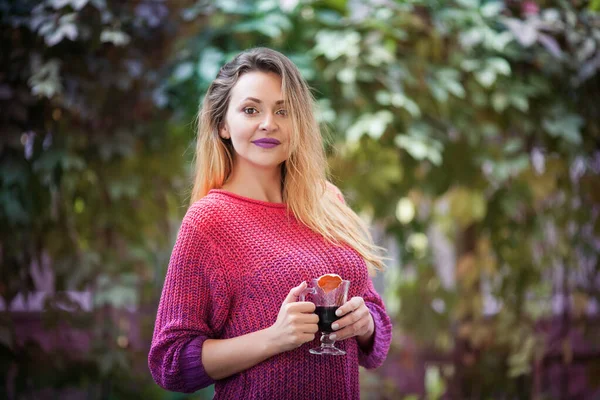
[148,189,392,399]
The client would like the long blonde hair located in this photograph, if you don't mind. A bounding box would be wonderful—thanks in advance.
[190,48,385,273]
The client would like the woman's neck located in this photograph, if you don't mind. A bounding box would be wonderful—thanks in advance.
[221,162,284,204]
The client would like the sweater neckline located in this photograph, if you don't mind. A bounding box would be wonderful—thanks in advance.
[209,189,288,209]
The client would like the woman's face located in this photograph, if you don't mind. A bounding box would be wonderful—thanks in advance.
[220,71,291,172]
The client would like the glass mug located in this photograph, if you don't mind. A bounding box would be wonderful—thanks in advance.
[299,278,350,355]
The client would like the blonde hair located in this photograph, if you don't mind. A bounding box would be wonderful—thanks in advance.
[191,48,385,273]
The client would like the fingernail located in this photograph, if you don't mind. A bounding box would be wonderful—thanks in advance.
[335,309,342,317]
[329,334,337,340]
[331,323,339,330]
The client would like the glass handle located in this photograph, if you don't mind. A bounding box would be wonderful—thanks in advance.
[298,286,316,301]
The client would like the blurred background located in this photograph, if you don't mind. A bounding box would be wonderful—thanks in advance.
[1,0,600,399]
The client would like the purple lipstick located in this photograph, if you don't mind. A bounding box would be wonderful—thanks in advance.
[252,138,281,149]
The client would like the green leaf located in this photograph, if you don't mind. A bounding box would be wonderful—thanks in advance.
[475,69,497,87]
[445,80,466,98]
[0,190,29,224]
[314,30,361,60]
[487,57,511,76]
[456,0,479,9]
[172,62,194,83]
[460,59,481,72]
[32,149,64,173]
[100,28,130,46]
[492,92,508,112]
[394,123,443,166]
[197,47,223,82]
[510,94,529,112]
[391,93,421,117]
[346,111,394,142]
[480,1,504,17]
[542,113,584,145]
[425,366,446,400]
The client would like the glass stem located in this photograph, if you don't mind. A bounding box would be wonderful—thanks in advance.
[321,332,336,347]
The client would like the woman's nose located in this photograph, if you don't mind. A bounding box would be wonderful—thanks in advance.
[259,113,277,131]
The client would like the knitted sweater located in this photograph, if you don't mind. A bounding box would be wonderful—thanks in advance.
[148,188,393,399]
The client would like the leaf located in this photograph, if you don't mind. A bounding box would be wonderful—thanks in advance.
[537,33,562,59]
[460,27,484,48]
[233,13,291,38]
[487,57,511,76]
[429,81,448,102]
[502,18,537,47]
[503,138,522,154]
[445,80,466,98]
[172,62,194,83]
[460,59,480,72]
[390,93,421,117]
[447,187,487,227]
[100,29,130,46]
[425,366,446,400]
[279,0,300,13]
[33,149,64,173]
[314,30,361,60]
[346,111,393,142]
[394,124,443,166]
[46,23,78,46]
[492,92,508,112]
[216,0,254,14]
[0,190,29,224]
[542,113,584,145]
[1,159,28,186]
[480,1,503,18]
[489,31,514,51]
[197,47,223,82]
[456,0,479,8]
[337,67,356,83]
[509,94,529,112]
[71,0,89,10]
[51,0,72,9]
[475,69,496,88]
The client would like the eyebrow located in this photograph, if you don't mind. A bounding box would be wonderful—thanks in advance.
[241,97,285,105]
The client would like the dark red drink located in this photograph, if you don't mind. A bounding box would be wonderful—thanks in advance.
[315,306,339,333]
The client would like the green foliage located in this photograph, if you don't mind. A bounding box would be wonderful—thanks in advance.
[1,0,599,398]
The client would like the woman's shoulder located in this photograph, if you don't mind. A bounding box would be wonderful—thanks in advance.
[181,193,228,230]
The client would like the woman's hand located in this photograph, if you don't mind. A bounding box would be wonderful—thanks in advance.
[330,297,374,347]
[267,282,319,353]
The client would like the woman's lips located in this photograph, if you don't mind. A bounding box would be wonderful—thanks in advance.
[252,138,281,149]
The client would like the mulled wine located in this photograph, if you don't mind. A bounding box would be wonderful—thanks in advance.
[298,277,350,355]
[316,306,339,333]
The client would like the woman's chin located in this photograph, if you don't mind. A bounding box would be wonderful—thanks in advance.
[244,157,288,170]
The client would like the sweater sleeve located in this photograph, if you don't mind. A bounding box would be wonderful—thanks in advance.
[148,219,230,393]
[358,277,393,369]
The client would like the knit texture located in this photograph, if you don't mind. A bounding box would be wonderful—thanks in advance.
[148,188,393,399]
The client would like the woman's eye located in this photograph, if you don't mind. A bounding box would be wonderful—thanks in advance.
[243,107,258,115]
[276,109,288,116]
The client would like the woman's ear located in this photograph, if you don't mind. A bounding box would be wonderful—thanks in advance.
[219,125,230,140]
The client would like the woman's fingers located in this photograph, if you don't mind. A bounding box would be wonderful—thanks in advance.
[331,317,368,340]
[335,297,364,317]
[329,297,371,340]
[332,300,367,328]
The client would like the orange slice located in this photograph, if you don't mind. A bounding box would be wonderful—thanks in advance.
[317,273,343,293]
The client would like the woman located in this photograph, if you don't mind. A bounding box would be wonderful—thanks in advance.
[148,47,392,399]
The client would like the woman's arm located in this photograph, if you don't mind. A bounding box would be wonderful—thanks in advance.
[201,327,275,380]
[202,281,318,380]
